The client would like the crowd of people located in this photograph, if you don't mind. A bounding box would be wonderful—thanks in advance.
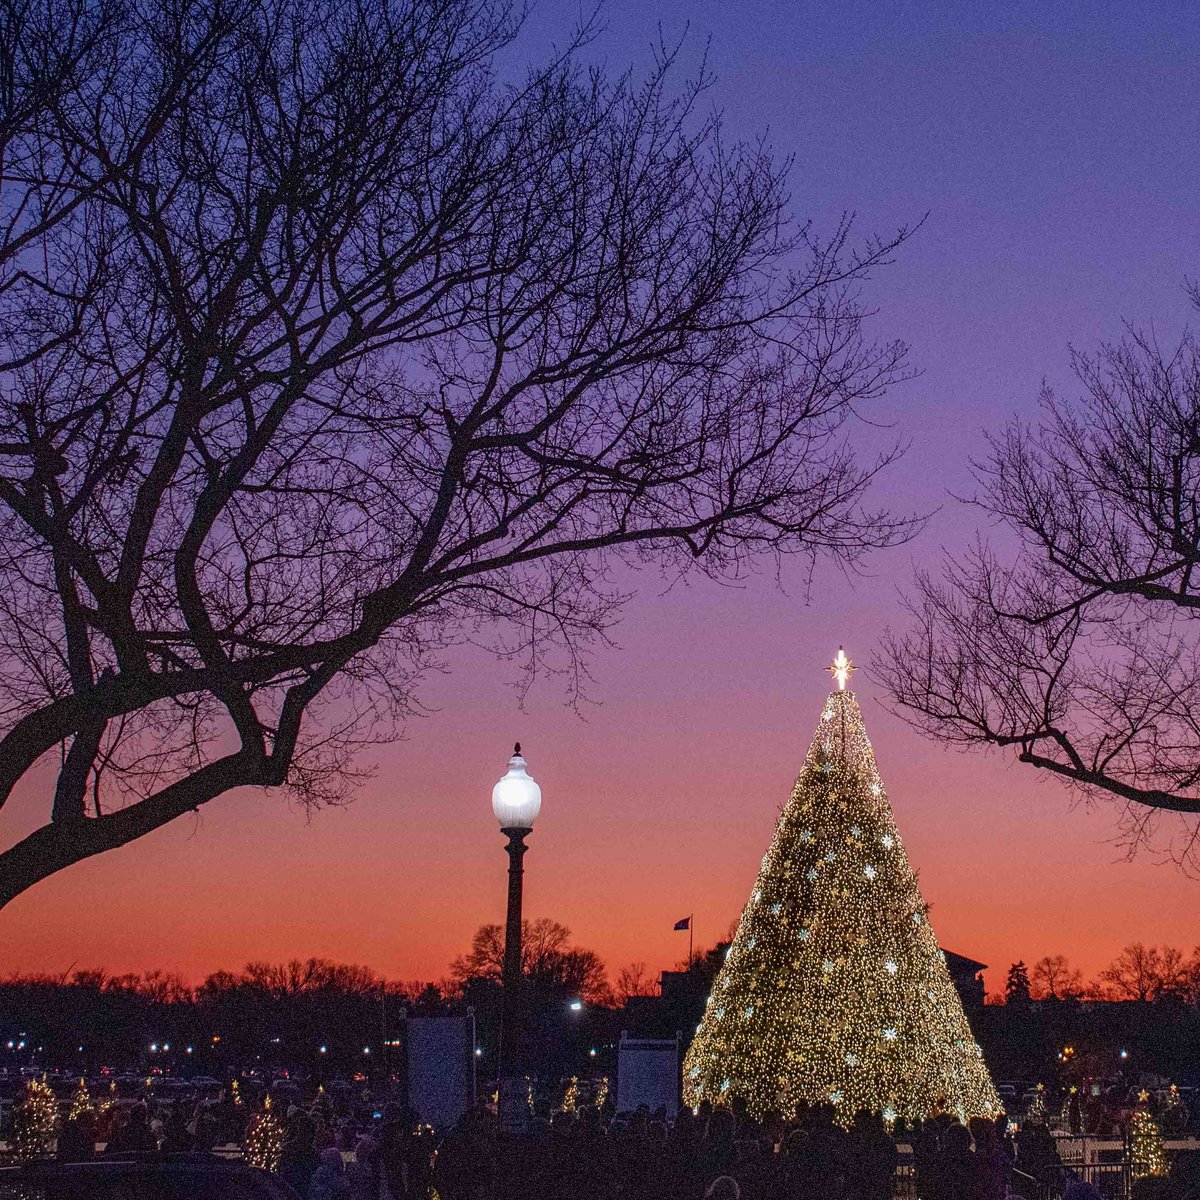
[47,1092,1200,1200]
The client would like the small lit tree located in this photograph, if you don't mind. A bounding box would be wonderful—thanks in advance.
[1129,1092,1168,1180]
[69,1078,92,1122]
[13,1076,58,1160]
[243,1096,285,1172]
[1161,1083,1188,1136]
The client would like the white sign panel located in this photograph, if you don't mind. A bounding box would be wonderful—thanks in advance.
[406,1015,475,1129]
[616,1035,680,1117]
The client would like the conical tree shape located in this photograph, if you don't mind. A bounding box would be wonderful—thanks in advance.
[683,681,1002,1125]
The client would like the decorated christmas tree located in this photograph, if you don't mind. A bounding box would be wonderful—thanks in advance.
[69,1078,92,1122]
[243,1095,285,1171]
[1026,1083,1048,1126]
[1162,1083,1188,1136]
[683,649,1002,1125]
[1130,1091,1168,1179]
[13,1075,59,1160]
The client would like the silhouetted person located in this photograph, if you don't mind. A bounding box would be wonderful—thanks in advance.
[310,1147,350,1200]
[161,1106,193,1154]
[706,1176,741,1200]
[699,1109,739,1185]
[108,1104,157,1154]
[57,1114,96,1162]
[279,1113,320,1198]
[851,1109,898,1200]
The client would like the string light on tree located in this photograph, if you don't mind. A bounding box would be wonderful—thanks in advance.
[13,1075,58,1160]
[243,1095,285,1171]
[1026,1083,1047,1126]
[69,1078,92,1122]
[682,649,1002,1125]
[1162,1083,1187,1135]
[1130,1091,1168,1179]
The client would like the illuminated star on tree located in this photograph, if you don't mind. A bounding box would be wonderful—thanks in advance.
[829,645,856,690]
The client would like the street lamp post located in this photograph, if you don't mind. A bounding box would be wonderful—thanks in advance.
[492,743,541,1127]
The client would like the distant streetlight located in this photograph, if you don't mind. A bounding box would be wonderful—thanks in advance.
[319,1045,327,1054]
[569,1000,583,1012]
[493,742,541,1127]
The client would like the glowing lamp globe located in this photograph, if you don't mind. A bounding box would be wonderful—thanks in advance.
[492,743,541,831]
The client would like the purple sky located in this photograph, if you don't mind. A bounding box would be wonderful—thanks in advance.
[3,0,1198,990]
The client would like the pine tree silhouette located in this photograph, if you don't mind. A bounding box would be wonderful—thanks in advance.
[683,675,1002,1125]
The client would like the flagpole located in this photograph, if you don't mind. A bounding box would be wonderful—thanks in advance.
[689,914,694,968]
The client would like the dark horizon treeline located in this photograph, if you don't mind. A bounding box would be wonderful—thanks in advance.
[4,930,1200,1086]
[995,944,1200,1006]
[0,919,633,1080]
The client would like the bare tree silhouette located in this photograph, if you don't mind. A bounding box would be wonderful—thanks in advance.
[0,0,917,907]
[879,317,1200,870]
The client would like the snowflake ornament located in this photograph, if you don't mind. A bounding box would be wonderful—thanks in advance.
[885,960,898,975]
[882,834,894,849]
[883,1027,898,1041]
[864,865,877,880]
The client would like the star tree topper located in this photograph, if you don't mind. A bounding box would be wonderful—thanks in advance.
[829,646,855,690]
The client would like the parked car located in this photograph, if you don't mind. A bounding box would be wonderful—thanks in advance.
[0,1156,298,1200]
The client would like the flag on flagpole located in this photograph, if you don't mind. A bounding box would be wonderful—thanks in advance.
[673,916,692,931]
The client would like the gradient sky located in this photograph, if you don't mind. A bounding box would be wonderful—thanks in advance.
[2,0,1199,995]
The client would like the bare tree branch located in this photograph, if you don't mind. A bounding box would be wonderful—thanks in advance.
[0,0,918,908]
[878,321,1200,871]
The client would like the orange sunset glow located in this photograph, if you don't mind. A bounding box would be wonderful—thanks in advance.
[4,560,1195,997]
